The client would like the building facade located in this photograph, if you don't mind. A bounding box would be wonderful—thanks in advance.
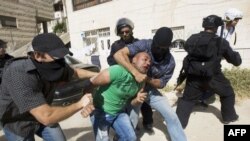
[66,0,250,82]
[0,0,54,52]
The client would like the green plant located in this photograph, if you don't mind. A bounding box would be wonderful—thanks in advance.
[160,67,250,99]
[53,22,67,33]
[161,85,175,92]
[223,67,250,99]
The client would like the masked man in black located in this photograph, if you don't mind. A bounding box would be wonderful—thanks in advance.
[176,15,242,128]
[0,33,96,141]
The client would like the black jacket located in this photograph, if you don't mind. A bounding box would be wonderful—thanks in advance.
[0,54,14,84]
[186,31,241,73]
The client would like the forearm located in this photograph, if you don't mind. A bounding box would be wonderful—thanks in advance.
[147,78,162,88]
[47,103,82,124]
[32,102,82,126]
[74,68,98,79]
[131,98,140,106]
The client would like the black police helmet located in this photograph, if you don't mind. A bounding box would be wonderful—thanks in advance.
[202,15,224,28]
[115,18,134,35]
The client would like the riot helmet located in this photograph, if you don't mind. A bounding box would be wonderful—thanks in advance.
[115,18,134,35]
[202,15,224,29]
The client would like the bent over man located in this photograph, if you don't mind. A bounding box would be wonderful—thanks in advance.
[107,17,154,134]
[87,52,151,141]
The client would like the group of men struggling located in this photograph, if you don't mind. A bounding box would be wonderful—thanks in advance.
[0,7,243,141]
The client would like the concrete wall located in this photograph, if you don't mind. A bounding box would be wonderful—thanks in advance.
[66,0,250,84]
[0,0,54,52]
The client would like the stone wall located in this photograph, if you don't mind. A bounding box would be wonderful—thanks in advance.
[0,0,54,52]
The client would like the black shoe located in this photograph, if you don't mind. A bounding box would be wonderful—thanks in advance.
[222,115,239,124]
[143,124,155,135]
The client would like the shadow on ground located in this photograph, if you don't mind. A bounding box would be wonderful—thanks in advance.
[63,126,94,140]
[192,103,222,121]
[136,110,170,141]
[135,102,222,141]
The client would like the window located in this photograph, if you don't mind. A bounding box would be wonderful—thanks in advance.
[98,27,110,37]
[82,27,110,55]
[72,0,112,11]
[107,39,110,49]
[171,26,185,41]
[0,15,17,28]
[170,26,185,49]
[151,26,185,49]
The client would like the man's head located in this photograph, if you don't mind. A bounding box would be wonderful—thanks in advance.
[115,18,134,42]
[29,33,70,62]
[28,33,72,82]
[132,52,151,74]
[224,8,243,27]
[151,27,173,62]
[0,39,7,58]
[202,15,224,32]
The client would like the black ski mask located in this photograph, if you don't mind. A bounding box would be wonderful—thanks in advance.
[151,27,173,62]
[32,58,67,82]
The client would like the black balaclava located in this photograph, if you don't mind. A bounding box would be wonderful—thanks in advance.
[31,58,68,82]
[151,27,173,62]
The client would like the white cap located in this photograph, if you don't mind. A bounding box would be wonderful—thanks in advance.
[224,8,243,21]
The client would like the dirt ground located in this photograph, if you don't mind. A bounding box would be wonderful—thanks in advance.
[0,92,249,141]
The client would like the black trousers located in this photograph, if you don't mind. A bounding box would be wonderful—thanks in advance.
[141,102,153,125]
[176,72,238,128]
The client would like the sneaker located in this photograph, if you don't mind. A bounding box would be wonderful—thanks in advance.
[222,115,239,124]
[143,124,155,135]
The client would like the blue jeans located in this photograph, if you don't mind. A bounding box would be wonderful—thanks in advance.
[3,123,66,141]
[90,109,136,141]
[129,88,187,141]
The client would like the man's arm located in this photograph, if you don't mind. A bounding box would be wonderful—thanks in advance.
[222,40,242,66]
[73,68,98,79]
[146,78,162,88]
[147,57,175,89]
[90,68,110,86]
[30,94,94,126]
[114,47,147,82]
[131,87,147,106]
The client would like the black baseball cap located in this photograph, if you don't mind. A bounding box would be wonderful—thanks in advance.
[31,33,70,59]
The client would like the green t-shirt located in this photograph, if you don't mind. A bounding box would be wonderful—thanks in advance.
[93,65,143,115]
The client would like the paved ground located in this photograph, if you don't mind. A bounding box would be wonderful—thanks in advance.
[1,92,250,141]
